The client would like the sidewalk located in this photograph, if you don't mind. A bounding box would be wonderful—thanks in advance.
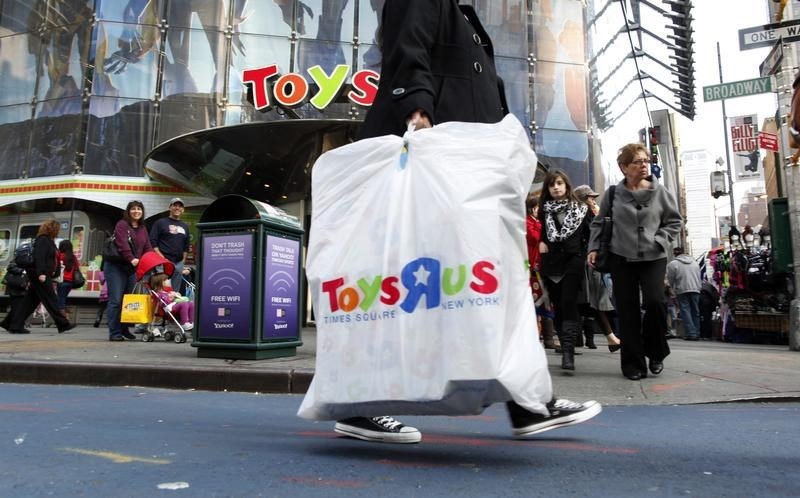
[1,324,799,406]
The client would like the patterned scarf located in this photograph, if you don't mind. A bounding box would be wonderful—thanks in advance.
[542,199,588,242]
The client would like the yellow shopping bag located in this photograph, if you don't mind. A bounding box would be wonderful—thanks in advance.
[121,293,153,323]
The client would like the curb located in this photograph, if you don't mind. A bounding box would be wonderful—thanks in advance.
[0,360,314,394]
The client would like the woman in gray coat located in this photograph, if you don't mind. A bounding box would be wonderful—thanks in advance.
[587,143,682,380]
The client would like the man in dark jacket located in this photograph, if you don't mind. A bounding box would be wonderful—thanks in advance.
[333,0,599,445]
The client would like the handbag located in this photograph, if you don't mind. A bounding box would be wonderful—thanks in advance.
[52,263,64,283]
[71,267,86,289]
[121,286,153,323]
[593,186,616,274]
[102,230,133,265]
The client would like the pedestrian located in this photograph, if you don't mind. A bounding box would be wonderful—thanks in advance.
[587,143,682,380]
[93,270,108,328]
[149,197,190,289]
[538,169,592,372]
[326,0,600,445]
[105,200,152,341]
[666,247,702,341]
[0,262,28,332]
[526,193,559,350]
[699,280,720,340]
[2,219,76,334]
[56,240,77,322]
[574,184,621,353]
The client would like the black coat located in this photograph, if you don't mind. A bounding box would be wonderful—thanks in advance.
[32,234,58,279]
[359,0,508,139]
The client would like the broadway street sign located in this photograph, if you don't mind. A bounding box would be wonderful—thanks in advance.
[702,76,772,102]
[739,19,800,50]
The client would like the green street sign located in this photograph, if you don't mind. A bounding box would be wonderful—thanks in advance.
[703,76,773,102]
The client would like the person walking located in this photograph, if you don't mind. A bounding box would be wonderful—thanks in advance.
[0,262,28,332]
[574,184,621,353]
[526,193,559,350]
[2,219,75,334]
[56,240,77,322]
[587,143,682,380]
[538,169,592,373]
[105,200,152,341]
[150,197,190,289]
[316,0,601,445]
[666,247,702,341]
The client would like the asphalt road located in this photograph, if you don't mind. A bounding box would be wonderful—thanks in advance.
[2,384,797,497]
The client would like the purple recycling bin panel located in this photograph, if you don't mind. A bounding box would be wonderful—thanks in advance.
[262,235,300,340]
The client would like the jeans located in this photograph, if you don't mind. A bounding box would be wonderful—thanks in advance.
[677,292,701,339]
[56,282,72,311]
[104,261,135,338]
[170,260,184,290]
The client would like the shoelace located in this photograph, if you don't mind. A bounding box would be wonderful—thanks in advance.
[371,416,403,430]
[551,399,584,411]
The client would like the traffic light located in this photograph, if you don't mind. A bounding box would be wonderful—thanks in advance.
[649,127,661,178]
[648,126,661,145]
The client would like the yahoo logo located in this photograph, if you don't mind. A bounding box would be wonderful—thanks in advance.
[242,64,379,111]
[321,257,499,315]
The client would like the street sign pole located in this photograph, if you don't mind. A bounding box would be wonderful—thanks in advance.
[717,42,736,234]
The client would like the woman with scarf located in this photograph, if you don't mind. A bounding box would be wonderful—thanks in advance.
[539,169,592,372]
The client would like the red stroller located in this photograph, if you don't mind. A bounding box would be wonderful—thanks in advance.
[134,252,190,343]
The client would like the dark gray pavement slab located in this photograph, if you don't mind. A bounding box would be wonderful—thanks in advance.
[1,325,798,406]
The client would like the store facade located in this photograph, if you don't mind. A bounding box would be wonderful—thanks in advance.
[0,0,593,298]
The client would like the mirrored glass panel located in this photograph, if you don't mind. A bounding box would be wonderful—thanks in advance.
[43,0,94,29]
[473,0,527,58]
[357,0,382,49]
[1,0,40,35]
[94,0,164,25]
[28,97,83,177]
[84,97,155,177]
[534,61,588,133]
[228,34,292,106]
[0,104,32,180]
[34,22,92,102]
[533,0,585,65]
[295,39,352,76]
[496,56,530,133]
[156,100,222,145]
[162,28,227,100]
[92,21,160,99]
[356,42,381,72]
[535,129,589,183]
[298,0,354,42]
[166,0,229,30]
[0,34,38,105]
[235,0,293,37]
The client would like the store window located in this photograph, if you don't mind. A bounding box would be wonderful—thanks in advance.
[157,100,222,145]
[28,97,84,178]
[474,0,527,58]
[236,0,293,37]
[33,22,92,103]
[166,0,229,30]
[0,104,32,180]
[0,230,11,263]
[1,0,40,34]
[0,34,38,106]
[298,0,355,43]
[161,27,227,100]
[295,39,353,77]
[91,21,161,99]
[228,34,292,106]
[94,0,164,25]
[84,97,156,177]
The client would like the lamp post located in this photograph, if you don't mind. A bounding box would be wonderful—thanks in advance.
[717,42,737,233]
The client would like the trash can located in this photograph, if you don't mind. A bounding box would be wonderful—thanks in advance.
[769,197,792,274]
[193,194,304,359]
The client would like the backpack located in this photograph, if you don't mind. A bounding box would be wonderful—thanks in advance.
[14,242,34,268]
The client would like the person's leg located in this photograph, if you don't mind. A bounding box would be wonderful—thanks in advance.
[104,262,127,339]
[557,271,583,371]
[170,260,184,290]
[639,259,670,373]
[676,293,694,338]
[689,293,701,339]
[94,301,107,327]
[610,254,646,379]
[33,279,71,331]
[56,282,70,313]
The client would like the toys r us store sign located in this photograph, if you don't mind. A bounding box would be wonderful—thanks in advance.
[243,64,378,111]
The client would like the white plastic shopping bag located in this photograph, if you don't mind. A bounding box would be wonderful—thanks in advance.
[298,115,552,420]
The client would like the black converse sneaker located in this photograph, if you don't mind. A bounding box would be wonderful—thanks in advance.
[510,398,602,438]
[334,416,422,443]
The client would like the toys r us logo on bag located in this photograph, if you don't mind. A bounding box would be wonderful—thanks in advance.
[318,256,500,325]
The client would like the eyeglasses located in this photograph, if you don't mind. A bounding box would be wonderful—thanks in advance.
[629,159,650,166]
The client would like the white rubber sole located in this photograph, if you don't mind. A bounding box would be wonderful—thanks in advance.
[334,423,422,444]
[512,401,602,437]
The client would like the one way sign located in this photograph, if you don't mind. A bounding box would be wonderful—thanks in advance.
[739,19,800,50]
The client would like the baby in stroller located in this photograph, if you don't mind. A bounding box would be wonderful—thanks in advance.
[150,273,194,331]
